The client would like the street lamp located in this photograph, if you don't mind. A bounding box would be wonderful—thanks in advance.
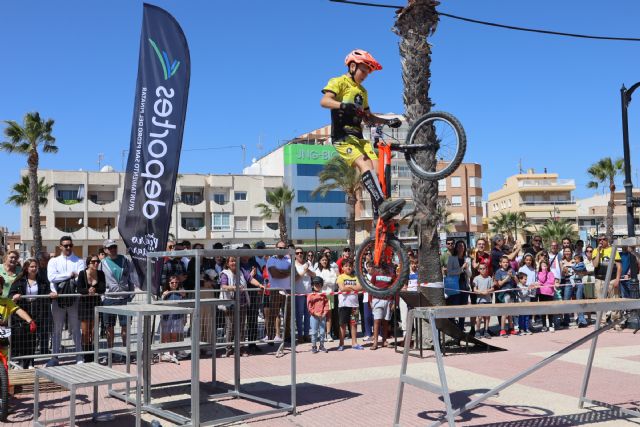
[106,218,112,239]
[314,220,320,255]
[174,193,181,242]
[619,83,640,328]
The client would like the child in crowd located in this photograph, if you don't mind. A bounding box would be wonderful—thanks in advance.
[515,272,534,335]
[494,256,516,337]
[336,258,363,351]
[472,265,493,339]
[160,275,185,364]
[537,260,558,332]
[571,255,588,327]
[369,263,396,350]
[307,276,330,353]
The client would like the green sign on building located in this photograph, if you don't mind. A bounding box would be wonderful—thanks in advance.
[284,144,337,165]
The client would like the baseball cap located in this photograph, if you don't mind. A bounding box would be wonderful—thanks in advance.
[103,239,117,248]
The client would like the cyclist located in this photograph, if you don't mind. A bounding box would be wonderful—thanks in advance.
[321,49,406,221]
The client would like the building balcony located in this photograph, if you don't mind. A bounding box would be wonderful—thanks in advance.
[88,199,119,212]
[52,226,86,241]
[520,199,575,206]
[178,200,206,213]
[178,225,207,240]
[517,179,575,189]
[53,198,84,212]
[87,226,113,240]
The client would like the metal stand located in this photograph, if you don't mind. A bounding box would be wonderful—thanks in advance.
[394,299,640,426]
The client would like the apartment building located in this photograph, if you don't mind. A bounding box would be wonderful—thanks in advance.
[576,189,640,244]
[488,169,577,242]
[20,169,282,256]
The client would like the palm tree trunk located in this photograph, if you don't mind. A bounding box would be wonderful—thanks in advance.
[394,0,441,284]
[347,195,356,252]
[279,211,288,244]
[28,152,42,254]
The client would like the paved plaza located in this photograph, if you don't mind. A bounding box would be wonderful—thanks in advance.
[6,326,640,426]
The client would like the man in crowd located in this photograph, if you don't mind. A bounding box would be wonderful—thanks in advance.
[47,236,84,366]
[100,239,137,363]
[440,238,454,276]
[524,235,544,257]
[267,241,292,342]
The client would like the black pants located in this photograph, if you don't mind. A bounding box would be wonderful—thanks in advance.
[246,291,261,342]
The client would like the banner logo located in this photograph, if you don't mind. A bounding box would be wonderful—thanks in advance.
[148,38,180,80]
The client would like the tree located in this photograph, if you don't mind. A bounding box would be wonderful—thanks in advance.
[586,157,624,242]
[312,156,360,252]
[489,212,532,243]
[256,185,308,244]
[2,112,58,253]
[393,1,441,284]
[7,175,52,207]
[539,219,578,247]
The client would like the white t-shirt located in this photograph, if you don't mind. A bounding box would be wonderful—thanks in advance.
[294,261,312,294]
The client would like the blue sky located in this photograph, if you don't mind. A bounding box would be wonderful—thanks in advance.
[2,0,640,232]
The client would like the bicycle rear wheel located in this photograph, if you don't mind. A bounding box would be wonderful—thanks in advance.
[355,237,409,298]
[0,363,8,421]
[404,111,466,181]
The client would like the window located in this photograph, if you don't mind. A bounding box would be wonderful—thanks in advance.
[250,217,263,231]
[297,190,345,203]
[266,222,279,230]
[182,217,204,231]
[469,196,482,207]
[507,199,512,207]
[471,216,479,225]
[235,217,248,231]
[451,177,461,188]
[469,177,481,188]
[298,217,348,230]
[181,191,203,205]
[438,179,447,192]
[213,193,227,204]
[234,191,247,201]
[212,213,230,230]
[451,196,462,207]
[57,189,79,202]
[296,164,325,177]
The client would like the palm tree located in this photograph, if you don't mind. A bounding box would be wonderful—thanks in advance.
[587,157,624,241]
[256,185,308,244]
[539,219,578,247]
[312,156,360,252]
[393,1,441,285]
[7,175,52,207]
[2,112,58,253]
[435,202,455,234]
[490,212,532,243]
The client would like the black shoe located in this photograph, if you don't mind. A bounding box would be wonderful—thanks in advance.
[378,199,406,221]
[578,322,588,328]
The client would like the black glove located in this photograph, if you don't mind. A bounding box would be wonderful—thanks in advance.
[387,118,402,128]
[340,102,359,116]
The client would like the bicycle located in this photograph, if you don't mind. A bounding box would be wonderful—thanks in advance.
[354,111,466,297]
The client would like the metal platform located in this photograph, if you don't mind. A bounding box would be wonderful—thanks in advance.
[34,362,141,426]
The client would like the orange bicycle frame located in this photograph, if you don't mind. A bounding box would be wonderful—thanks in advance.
[372,128,397,266]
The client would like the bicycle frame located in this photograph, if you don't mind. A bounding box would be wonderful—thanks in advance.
[372,126,397,266]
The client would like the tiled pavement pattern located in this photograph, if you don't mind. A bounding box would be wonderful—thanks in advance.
[7,326,640,426]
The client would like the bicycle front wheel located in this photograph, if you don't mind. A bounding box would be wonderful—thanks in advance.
[404,111,466,181]
[355,237,409,298]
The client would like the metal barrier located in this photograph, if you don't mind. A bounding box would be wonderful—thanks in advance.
[7,291,149,366]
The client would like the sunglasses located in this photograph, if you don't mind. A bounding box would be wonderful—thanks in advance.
[277,247,287,250]
[295,252,304,255]
[62,244,74,248]
[89,259,100,264]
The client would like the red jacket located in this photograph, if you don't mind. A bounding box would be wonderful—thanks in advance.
[307,292,329,317]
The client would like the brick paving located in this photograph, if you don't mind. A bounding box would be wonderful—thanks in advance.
[6,325,640,426]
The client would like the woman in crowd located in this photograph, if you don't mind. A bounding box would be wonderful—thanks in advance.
[1,250,22,297]
[314,254,337,342]
[9,258,49,368]
[560,247,575,327]
[76,254,106,362]
[219,256,250,357]
[445,240,471,331]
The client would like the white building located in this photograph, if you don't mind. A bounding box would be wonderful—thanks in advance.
[20,168,283,256]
